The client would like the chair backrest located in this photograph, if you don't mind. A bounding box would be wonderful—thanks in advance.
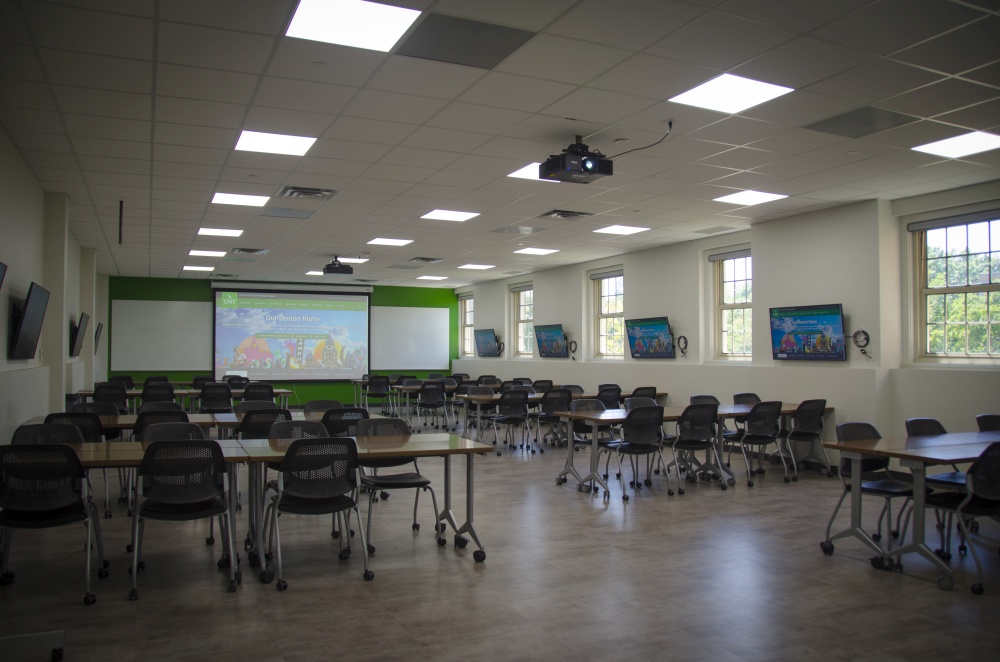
[676,403,718,442]
[533,379,554,391]
[598,383,619,390]
[905,418,947,436]
[477,375,497,384]
[977,414,1000,432]
[141,422,207,441]
[0,444,85,511]
[418,382,446,405]
[73,401,119,417]
[108,374,134,389]
[144,375,169,385]
[625,396,657,410]
[279,438,358,499]
[512,384,535,394]
[690,394,721,405]
[134,410,189,440]
[141,382,175,403]
[427,373,445,379]
[499,381,517,392]
[236,400,279,415]
[438,377,457,389]
[402,378,422,386]
[570,398,605,434]
[562,384,584,396]
[451,373,469,382]
[967,442,1000,500]
[321,407,369,436]
[596,386,622,410]
[622,406,664,445]
[139,440,226,504]
[468,385,495,396]
[43,412,104,443]
[791,399,826,434]
[356,417,411,439]
[540,388,572,415]
[479,377,502,389]
[191,375,214,390]
[835,422,887,474]
[744,401,782,437]
[139,401,184,414]
[94,381,128,412]
[198,382,233,411]
[224,375,249,388]
[242,382,274,402]
[303,400,344,415]
[11,423,85,445]
[630,386,657,399]
[733,392,761,406]
[365,375,390,394]
[238,408,292,439]
[497,389,529,417]
[513,377,533,385]
[268,420,328,450]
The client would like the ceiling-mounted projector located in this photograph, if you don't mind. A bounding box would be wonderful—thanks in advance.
[323,257,353,275]
[539,136,613,184]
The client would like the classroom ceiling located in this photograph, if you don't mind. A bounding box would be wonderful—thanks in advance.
[1,0,999,288]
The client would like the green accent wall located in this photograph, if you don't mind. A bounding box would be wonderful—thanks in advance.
[108,278,457,406]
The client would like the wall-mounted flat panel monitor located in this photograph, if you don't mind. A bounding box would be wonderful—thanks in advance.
[94,321,104,354]
[474,328,500,357]
[625,316,675,359]
[8,281,50,360]
[213,289,370,381]
[534,323,568,358]
[69,312,90,357]
[770,303,847,361]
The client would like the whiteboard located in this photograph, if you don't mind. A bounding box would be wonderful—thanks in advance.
[111,300,212,371]
[371,306,449,370]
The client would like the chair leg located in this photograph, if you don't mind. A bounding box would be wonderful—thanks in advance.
[739,443,754,487]
[83,511,93,604]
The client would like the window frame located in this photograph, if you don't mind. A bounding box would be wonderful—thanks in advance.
[511,287,534,357]
[459,296,474,357]
[913,215,1000,360]
[714,252,752,359]
[593,272,625,359]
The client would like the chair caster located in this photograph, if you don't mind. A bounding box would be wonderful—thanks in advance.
[870,556,884,570]
[531,449,536,455]
[380,491,390,501]
[127,561,145,576]
[98,568,109,580]
[331,530,340,539]
[437,537,446,547]
[727,479,735,487]
[338,547,352,560]
[497,451,501,456]
[678,488,685,495]
[747,481,754,487]
[128,588,138,601]
[622,493,629,502]
[643,479,652,487]
[556,476,567,484]
[217,557,230,570]
[792,476,798,482]
[126,543,133,553]
[412,522,420,531]
[0,571,15,585]
[959,545,967,556]
[228,579,238,593]
[938,575,954,591]
[654,469,661,475]
[455,535,468,549]
[935,548,952,561]
[473,550,486,562]
[720,483,727,491]
[207,536,215,546]
[363,570,375,581]
[972,583,984,595]
[276,579,288,591]
[783,477,790,483]
[52,646,64,661]
[667,489,674,496]
[104,510,112,519]
[367,544,376,555]
[539,448,544,454]
[260,569,274,584]
[248,552,259,568]
[820,541,834,556]
[84,593,96,606]
[826,470,834,477]
[872,533,882,542]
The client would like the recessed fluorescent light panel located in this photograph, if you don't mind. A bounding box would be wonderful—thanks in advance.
[421,209,480,222]
[417,276,449,280]
[593,225,649,236]
[669,74,793,114]
[337,257,369,264]
[235,130,317,156]
[458,264,495,270]
[714,190,788,205]
[368,237,413,246]
[507,163,558,182]
[183,266,214,272]
[212,192,269,207]
[514,247,559,255]
[912,131,1000,158]
[306,271,324,276]
[198,228,243,237]
[189,250,227,257]
[286,0,421,52]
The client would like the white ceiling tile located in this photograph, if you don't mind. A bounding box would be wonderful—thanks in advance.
[647,11,794,69]
[293,157,369,178]
[0,43,44,80]
[322,116,417,144]
[0,106,64,133]
[502,115,604,145]
[253,77,356,115]
[153,143,229,166]
[862,120,970,150]
[432,0,575,31]
[935,98,1000,132]
[805,59,944,105]
[83,171,149,188]
[732,36,876,89]
[267,39,386,87]
[401,126,494,154]
[873,78,999,119]
[367,56,485,99]
[0,80,56,111]
[686,116,787,146]
[153,123,237,149]
[157,22,275,74]
[8,129,72,153]
[548,0,706,50]
[380,146,462,169]
[341,89,447,125]
[77,154,150,174]
[307,139,391,162]
[72,137,150,160]
[155,97,246,129]
[26,3,153,59]
[458,72,576,113]
[719,0,871,33]
[495,34,632,85]
[39,49,152,93]
[361,163,436,184]
[64,114,150,141]
[426,102,529,135]
[159,0,295,34]
[588,54,720,101]
[151,176,217,193]
[156,64,259,105]
[698,147,785,170]
[244,105,335,136]
[155,162,221,179]
[740,90,859,127]
[541,87,658,125]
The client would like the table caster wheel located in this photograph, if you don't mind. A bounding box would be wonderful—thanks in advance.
[217,557,230,570]
[748,481,754,487]
[792,475,798,482]
[872,533,882,542]
[473,550,486,562]
[938,575,954,590]
[412,523,420,531]
[98,568,109,580]
[720,483,727,491]
[364,570,375,581]
[84,593,96,606]
[125,543,133,553]
[248,552,259,568]
[727,478,735,487]
[667,489,674,496]
[104,510,112,519]
[871,556,884,570]
[820,541,834,556]
[455,535,468,549]
[644,479,652,487]
[52,646,64,661]
[260,569,274,584]
[207,536,216,546]
[437,537,446,546]
[621,493,628,502]
[497,451,501,456]
[367,544,376,555]
[678,488,685,495]
[972,583,984,595]
[339,547,352,560]
[128,588,138,601]
[276,579,288,591]
[784,477,791,483]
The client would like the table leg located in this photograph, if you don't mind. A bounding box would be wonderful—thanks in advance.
[449,454,485,561]
[825,452,884,556]
[884,461,952,577]
[556,415,584,487]
[577,421,610,495]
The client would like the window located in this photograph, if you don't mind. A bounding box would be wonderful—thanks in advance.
[459,296,474,357]
[916,216,1000,357]
[593,272,624,357]
[714,252,752,357]
[512,287,533,356]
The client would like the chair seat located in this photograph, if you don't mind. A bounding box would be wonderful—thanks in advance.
[494,415,526,425]
[275,493,356,515]
[926,491,1000,515]
[200,407,233,414]
[361,473,431,490]
[0,503,88,529]
[739,433,779,446]
[617,442,660,456]
[673,440,714,452]
[140,496,227,521]
[786,430,821,442]
[927,471,966,488]
[849,478,914,497]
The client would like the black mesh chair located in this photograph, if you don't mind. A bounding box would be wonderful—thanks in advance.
[451,373,470,383]
[138,401,184,414]
[303,400,343,416]
[108,375,134,389]
[477,375,497,384]
[322,407,370,437]
[134,410,189,442]
[242,382,274,403]
[499,380,517,393]
[534,388,571,448]
[905,418,966,489]
[616,406,668,499]
[465,386,497,440]
[191,375,214,390]
[513,377,533,386]
[570,399,620,486]
[731,392,761,454]
[492,390,530,455]
[265,420,329,491]
[0,444,108,605]
[141,422,206,442]
[263,437,373,589]
[630,386,657,400]
[533,379,554,392]
[823,423,915,555]
[199,382,233,414]
[427,373,445,379]
[625,397,657,409]
[44,412,114,518]
[140,382,174,406]
[94,381,129,414]
[479,377,502,390]
[11,423,86,445]
[976,414,1000,432]
[363,375,391,414]
[128,440,239,600]
[416,382,449,431]
[73,401,121,440]
[734,401,786,487]
[355,418,442,555]
[235,400,278,415]
[782,399,830,478]
[562,384,585,396]
[224,375,249,389]
[238,409,292,440]
[670,403,722,494]
[926,442,1000,596]
[596,386,622,410]
[143,375,169,385]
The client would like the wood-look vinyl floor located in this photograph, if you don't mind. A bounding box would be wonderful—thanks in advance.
[1,433,998,661]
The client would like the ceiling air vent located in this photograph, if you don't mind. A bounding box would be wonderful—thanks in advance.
[276,186,337,201]
[536,209,593,220]
[389,264,422,270]
[694,226,734,235]
[353,278,377,283]
[230,247,270,256]
[409,257,443,264]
